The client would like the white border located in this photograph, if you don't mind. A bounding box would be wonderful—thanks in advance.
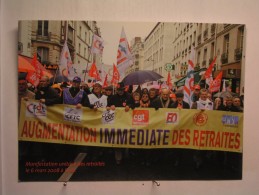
[1,0,259,194]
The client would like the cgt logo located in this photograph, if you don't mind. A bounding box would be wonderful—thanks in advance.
[26,102,46,117]
[64,107,82,123]
[166,112,179,124]
[132,110,149,125]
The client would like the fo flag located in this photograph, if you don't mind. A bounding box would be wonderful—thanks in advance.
[26,53,42,86]
[59,40,75,80]
[111,64,120,86]
[210,71,223,93]
[117,27,133,74]
[183,47,195,107]
[88,62,101,81]
[91,34,104,54]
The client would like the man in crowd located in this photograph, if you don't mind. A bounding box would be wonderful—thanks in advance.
[60,76,91,108]
[150,88,174,109]
[191,84,201,103]
[35,75,60,105]
[88,81,108,109]
[149,87,158,104]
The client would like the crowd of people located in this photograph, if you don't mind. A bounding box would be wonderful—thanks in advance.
[18,75,243,171]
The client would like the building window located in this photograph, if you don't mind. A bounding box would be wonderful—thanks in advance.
[224,34,230,54]
[37,21,49,36]
[84,48,86,57]
[78,43,81,55]
[237,26,244,49]
[37,47,49,63]
[67,26,74,44]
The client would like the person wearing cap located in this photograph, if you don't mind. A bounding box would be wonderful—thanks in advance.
[107,82,133,112]
[88,81,108,109]
[60,76,91,108]
[35,76,60,106]
[170,91,190,109]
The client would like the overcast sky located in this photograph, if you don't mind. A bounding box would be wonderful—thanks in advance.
[97,21,156,65]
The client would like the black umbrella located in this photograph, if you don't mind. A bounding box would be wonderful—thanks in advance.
[122,70,163,85]
[50,75,69,83]
[213,91,238,98]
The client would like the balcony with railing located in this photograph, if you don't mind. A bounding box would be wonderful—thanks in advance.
[235,48,243,61]
[197,34,201,45]
[221,52,228,64]
[203,29,208,40]
[36,30,51,41]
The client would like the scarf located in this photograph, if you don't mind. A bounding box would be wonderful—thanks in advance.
[160,97,170,108]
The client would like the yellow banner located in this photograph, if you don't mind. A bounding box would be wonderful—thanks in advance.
[18,100,243,153]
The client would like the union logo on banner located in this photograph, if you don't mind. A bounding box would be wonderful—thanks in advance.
[193,112,208,126]
[102,110,115,124]
[26,101,47,117]
[64,107,82,123]
[132,110,149,125]
[166,112,179,124]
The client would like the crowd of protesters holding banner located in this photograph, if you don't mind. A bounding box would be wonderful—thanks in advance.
[18,74,243,171]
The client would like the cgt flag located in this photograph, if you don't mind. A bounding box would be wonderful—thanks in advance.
[26,53,42,86]
[88,62,101,81]
[209,71,223,93]
[111,64,120,86]
[91,34,104,54]
[183,47,195,107]
[117,27,133,74]
[59,40,75,80]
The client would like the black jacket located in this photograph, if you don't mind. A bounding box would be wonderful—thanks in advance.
[35,86,60,106]
[107,92,134,107]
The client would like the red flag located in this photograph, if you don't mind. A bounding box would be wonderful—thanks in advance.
[26,53,42,86]
[111,64,120,86]
[209,71,223,92]
[204,56,217,79]
[166,72,173,89]
[88,62,101,81]
[103,74,108,88]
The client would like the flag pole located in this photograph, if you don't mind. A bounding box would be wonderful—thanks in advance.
[52,21,69,85]
[83,34,94,82]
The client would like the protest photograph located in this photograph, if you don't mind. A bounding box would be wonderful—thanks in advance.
[18,21,244,181]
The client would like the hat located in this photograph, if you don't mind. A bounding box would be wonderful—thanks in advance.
[104,85,113,90]
[94,81,103,87]
[194,84,201,90]
[117,82,125,90]
[72,76,81,83]
[175,91,184,98]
